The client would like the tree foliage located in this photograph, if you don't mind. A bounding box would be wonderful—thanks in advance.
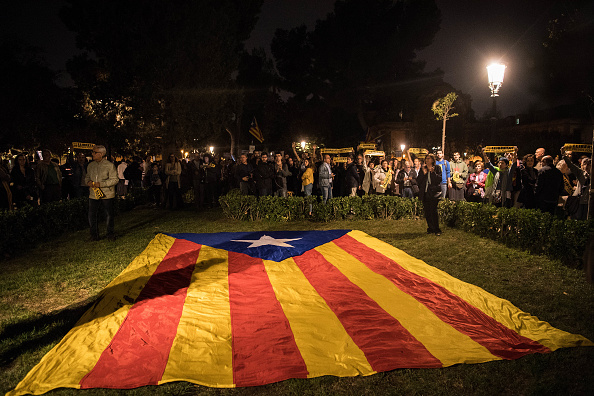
[271,0,442,145]
[0,41,77,152]
[61,0,263,152]
[431,92,458,154]
[535,1,594,106]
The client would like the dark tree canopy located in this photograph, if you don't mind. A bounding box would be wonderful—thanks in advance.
[271,0,443,145]
[61,0,263,151]
[273,0,440,98]
[535,1,594,107]
[0,41,77,152]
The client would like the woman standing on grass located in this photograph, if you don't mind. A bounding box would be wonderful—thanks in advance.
[301,158,315,216]
[164,154,183,210]
[416,153,443,236]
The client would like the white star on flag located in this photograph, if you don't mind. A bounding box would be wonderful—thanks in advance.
[231,235,302,248]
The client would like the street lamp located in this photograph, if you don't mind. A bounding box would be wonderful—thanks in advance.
[487,63,506,117]
[301,141,306,150]
[487,63,506,97]
[487,62,506,142]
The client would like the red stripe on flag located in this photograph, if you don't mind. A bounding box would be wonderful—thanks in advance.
[333,234,551,359]
[293,249,442,371]
[80,239,201,389]
[228,252,308,386]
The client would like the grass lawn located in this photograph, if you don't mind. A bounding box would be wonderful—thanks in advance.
[1,206,593,395]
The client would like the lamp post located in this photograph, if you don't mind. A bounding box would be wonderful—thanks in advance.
[487,62,506,142]
[487,63,506,117]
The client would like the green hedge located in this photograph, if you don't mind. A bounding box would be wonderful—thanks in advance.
[219,191,593,266]
[438,199,593,266]
[0,198,88,258]
[0,188,150,258]
[219,190,421,222]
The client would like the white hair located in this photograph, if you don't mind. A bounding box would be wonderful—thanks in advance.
[93,145,107,156]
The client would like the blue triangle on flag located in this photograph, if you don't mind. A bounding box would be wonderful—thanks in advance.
[167,230,351,262]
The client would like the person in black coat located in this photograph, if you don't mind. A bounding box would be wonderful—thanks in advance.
[345,155,360,197]
[416,154,443,235]
[517,153,538,209]
[235,154,254,195]
[535,155,564,215]
[254,153,274,196]
[10,153,38,208]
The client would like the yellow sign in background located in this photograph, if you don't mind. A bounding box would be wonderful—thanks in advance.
[563,144,592,153]
[482,146,517,154]
[72,142,95,150]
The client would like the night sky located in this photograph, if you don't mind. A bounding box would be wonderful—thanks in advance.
[2,0,559,118]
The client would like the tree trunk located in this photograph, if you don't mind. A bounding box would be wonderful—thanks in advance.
[589,127,594,219]
[441,117,447,155]
[226,127,235,158]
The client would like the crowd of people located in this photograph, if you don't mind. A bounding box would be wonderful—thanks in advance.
[0,143,590,238]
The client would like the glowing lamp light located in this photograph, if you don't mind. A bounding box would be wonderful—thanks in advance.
[487,63,506,97]
[209,146,214,153]
[301,141,306,150]
[400,144,405,152]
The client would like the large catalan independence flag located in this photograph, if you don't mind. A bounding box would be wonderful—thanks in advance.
[8,230,592,395]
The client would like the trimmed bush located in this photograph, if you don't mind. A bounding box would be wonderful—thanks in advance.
[437,199,594,266]
[219,193,419,223]
[0,198,88,257]
[219,193,593,266]
[1,189,149,258]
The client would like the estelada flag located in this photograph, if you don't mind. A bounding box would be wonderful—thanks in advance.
[8,230,592,395]
[249,117,264,143]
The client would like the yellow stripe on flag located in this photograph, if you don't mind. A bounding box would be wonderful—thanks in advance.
[161,246,234,387]
[346,230,594,351]
[315,242,499,366]
[8,234,175,396]
[263,258,374,378]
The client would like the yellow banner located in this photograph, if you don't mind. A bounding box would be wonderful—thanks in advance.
[72,142,95,150]
[358,143,376,150]
[363,150,385,157]
[483,146,517,154]
[563,144,592,153]
[408,148,429,155]
[333,156,348,163]
[320,147,354,154]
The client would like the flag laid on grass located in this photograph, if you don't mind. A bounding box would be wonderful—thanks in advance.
[9,230,592,395]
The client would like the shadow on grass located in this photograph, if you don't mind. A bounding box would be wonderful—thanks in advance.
[0,252,225,369]
[377,232,429,241]
[115,208,170,234]
[0,296,97,367]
